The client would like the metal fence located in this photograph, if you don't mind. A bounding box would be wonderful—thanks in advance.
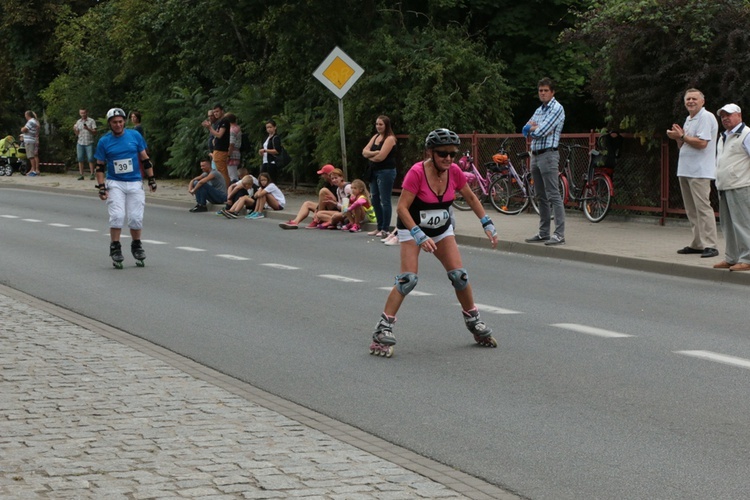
[391,132,714,224]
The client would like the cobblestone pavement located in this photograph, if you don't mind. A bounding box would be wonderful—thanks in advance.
[0,286,519,499]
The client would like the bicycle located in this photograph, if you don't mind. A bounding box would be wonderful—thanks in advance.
[488,145,540,215]
[452,149,507,212]
[557,144,614,223]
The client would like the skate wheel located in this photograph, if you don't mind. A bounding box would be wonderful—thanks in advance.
[477,337,497,348]
[385,346,394,358]
[136,260,145,267]
[112,262,123,270]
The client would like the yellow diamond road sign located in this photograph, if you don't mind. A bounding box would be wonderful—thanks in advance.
[313,47,364,99]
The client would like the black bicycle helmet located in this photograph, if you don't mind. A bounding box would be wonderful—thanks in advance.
[425,128,460,149]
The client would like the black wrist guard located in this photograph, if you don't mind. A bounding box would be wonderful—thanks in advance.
[148,176,157,191]
[96,183,107,197]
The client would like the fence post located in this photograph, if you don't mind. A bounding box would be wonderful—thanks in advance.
[660,138,670,225]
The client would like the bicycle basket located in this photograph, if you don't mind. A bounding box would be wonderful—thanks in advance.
[492,153,509,165]
[458,155,471,171]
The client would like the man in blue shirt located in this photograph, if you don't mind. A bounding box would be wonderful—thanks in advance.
[523,77,566,246]
[95,107,157,268]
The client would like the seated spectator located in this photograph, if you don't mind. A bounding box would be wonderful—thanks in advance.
[188,156,227,212]
[279,164,338,229]
[341,179,376,232]
[246,172,285,219]
[221,174,259,218]
[310,168,352,229]
[216,167,251,214]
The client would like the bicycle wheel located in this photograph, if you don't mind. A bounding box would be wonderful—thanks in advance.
[558,174,569,206]
[489,176,528,215]
[583,174,613,223]
[452,177,483,211]
[527,173,540,215]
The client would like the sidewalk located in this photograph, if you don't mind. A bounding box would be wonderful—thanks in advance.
[2,172,748,284]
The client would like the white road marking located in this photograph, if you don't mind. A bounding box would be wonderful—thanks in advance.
[474,303,522,315]
[262,263,299,270]
[48,223,71,227]
[319,274,364,283]
[74,227,99,232]
[22,219,42,222]
[377,287,432,296]
[0,215,19,219]
[551,323,633,338]
[142,239,168,245]
[217,254,250,261]
[676,350,750,370]
[175,246,206,252]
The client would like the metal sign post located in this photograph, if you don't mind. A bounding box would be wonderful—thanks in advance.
[313,47,364,179]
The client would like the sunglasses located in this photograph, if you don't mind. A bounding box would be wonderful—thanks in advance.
[433,150,458,159]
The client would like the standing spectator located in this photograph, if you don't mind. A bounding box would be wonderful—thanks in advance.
[259,119,282,180]
[188,156,227,213]
[523,77,566,246]
[226,113,242,183]
[666,88,719,258]
[74,108,97,180]
[713,104,750,271]
[129,110,144,136]
[94,107,156,268]
[21,110,40,177]
[362,115,398,238]
[204,104,230,187]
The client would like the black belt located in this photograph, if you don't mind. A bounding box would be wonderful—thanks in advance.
[531,147,558,155]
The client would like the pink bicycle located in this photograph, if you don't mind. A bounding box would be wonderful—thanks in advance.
[452,149,507,212]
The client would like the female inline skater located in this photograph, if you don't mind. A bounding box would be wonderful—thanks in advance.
[370,128,498,357]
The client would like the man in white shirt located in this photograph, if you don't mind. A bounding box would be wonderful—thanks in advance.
[74,108,97,180]
[666,88,719,258]
[713,104,750,271]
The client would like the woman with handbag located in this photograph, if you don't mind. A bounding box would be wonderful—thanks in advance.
[362,115,397,238]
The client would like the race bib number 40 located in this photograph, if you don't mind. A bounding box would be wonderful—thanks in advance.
[113,158,134,174]
[419,209,450,229]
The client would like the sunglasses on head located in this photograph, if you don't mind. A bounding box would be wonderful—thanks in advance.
[433,150,458,159]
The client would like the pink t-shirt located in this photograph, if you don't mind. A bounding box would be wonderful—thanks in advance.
[397,161,466,235]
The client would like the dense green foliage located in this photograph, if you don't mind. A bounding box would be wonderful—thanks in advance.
[7,0,742,180]
[564,0,750,135]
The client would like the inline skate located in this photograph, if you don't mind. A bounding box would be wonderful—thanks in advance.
[369,313,396,358]
[463,308,497,347]
[131,240,146,267]
[109,241,124,269]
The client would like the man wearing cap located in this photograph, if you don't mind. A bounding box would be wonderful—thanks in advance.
[713,104,750,271]
[666,88,719,258]
[279,164,338,229]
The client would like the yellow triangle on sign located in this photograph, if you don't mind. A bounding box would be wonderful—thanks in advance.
[322,57,356,89]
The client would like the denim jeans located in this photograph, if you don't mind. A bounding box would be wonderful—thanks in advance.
[193,180,226,206]
[370,168,397,231]
[531,151,565,238]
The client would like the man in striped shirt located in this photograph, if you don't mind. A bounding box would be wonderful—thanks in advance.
[523,77,566,246]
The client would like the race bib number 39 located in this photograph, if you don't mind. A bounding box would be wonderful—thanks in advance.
[113,158,134,174]
[419,209,450,229]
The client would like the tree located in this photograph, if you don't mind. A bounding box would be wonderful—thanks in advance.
[564,0,750,134]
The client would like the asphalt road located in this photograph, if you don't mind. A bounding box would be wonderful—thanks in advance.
[2,189,750,500]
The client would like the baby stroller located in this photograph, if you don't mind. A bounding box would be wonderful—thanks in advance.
[0,135,28,176]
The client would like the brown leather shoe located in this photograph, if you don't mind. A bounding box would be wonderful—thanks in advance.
[713,261,733,269]
[729,262,750,271]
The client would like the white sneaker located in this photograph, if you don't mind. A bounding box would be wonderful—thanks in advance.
[384,235,399,246]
